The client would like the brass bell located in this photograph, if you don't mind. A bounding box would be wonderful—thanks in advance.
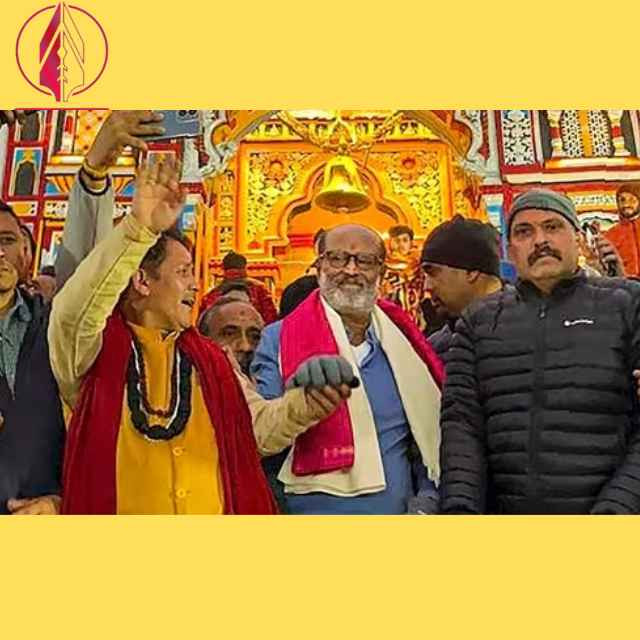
[315,155,371,213]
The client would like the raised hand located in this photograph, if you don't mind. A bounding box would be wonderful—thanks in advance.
[86,110,165,171]
[132,157,186,234]
[0,110,27,127]
[594,235,625,277]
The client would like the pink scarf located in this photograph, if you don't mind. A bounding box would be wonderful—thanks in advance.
[280,290,444,476]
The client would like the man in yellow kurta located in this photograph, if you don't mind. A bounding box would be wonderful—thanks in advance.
[49,157,351,514]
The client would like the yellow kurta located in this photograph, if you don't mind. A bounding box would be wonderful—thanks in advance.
[116,324,224,515]
[49,209,324,514]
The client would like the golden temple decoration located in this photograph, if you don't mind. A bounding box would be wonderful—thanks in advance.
[370,151,444,230]
[245,114,439,144]
[452,164,472,218]
[278,110,404,153]
[213,167,237,254]
[246,119,300,142]
[315,155,371,213]
[219,226,234,252]
[246,151,313,239]
[276,111,414,215]
[403,110,472,161]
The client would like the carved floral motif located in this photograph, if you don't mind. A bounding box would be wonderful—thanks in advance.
[246,151,312,239]
[500,110,535,165]
[371,151,443,229]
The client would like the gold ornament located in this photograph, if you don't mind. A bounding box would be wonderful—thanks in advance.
[315,155,371,213]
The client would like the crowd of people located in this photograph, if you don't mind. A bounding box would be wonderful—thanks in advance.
[2,109,640,515]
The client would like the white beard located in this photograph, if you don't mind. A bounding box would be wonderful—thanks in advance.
[319,272,380,316]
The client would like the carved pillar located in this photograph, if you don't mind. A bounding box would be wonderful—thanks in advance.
[546,110,565,158]
[607,110,630,157]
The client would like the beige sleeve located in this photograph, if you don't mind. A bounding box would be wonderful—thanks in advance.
[234,372,321,456]
[48,215,159,409]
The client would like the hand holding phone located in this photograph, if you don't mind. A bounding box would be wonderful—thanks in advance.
[586,221,623,277]
[142,110,201,141]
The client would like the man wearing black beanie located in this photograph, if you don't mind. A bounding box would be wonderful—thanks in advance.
[420,215,503,357]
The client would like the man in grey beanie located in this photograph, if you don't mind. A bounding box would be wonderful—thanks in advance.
[440,188,640,515]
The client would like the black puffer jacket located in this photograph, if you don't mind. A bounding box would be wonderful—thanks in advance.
[427,323,453,360]
[440,272,640,514]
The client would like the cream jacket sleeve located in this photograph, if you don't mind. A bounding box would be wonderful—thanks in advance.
[234,372,324,457]
[48,214,159,409]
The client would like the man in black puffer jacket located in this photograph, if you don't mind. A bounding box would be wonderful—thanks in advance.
[441,189,640,514]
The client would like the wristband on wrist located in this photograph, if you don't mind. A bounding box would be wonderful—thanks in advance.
[78,169,110,196]
[82,158,109,180]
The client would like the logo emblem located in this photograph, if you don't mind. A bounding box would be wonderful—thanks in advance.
[563,319,595,327]
[16,3,108,102]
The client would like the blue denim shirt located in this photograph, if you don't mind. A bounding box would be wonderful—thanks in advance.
[251,320,438,514]
[0,289,31,395]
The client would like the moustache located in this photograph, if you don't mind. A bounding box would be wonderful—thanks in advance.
[528,246,562,266]
[334,275,368,287]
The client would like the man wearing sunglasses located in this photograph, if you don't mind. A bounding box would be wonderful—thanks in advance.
[251,223,444,514]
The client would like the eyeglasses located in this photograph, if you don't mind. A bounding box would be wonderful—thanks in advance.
[320,250,383,271]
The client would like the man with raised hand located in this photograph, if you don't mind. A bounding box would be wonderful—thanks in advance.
[49,158,278,514]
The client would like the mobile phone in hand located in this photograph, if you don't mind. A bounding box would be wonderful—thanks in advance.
[584,221,618,277]
[142,110,201,141]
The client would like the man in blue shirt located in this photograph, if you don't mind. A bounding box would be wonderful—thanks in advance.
[0,201,65,514]
[251,223,443,514]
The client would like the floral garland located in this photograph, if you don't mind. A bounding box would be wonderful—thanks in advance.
[126,336,193,441]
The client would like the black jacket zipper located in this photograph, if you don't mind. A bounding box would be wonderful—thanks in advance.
[528,301,547,511]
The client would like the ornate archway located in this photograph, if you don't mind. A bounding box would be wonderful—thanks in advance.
[202,112,477,297]
[262,157,426,288]
[201,110,476,177]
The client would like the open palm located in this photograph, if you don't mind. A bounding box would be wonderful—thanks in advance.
[132,157,186,233]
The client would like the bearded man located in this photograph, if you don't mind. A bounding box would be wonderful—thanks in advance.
[251,224,444,514]
[605,182,640,276]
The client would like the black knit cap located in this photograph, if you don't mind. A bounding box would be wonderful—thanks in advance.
[421,215,501,277]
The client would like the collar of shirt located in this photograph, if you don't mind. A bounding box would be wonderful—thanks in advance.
[351,324,379,368]
[0,290,31,341]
